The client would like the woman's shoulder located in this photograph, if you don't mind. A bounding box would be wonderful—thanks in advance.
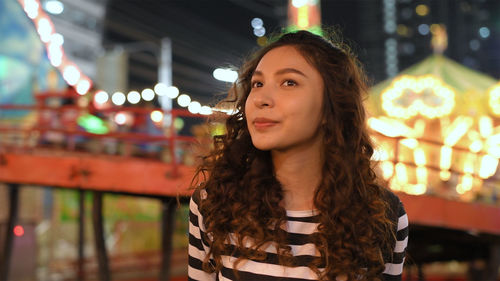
[378,185,405,222]
[380,187,401,207]
[190,184,208,208]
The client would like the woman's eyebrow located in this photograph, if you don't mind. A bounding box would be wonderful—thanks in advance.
[252,68,308,78]
[275,68,308,77]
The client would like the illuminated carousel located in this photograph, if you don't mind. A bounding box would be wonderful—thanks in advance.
[365,27,500,279]
[367,47,500,205]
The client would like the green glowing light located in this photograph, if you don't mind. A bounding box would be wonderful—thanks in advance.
[77,114,109,134]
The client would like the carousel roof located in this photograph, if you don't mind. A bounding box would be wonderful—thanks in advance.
[367,54,498,118]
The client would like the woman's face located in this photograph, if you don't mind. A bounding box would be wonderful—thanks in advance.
[245,45,325,152]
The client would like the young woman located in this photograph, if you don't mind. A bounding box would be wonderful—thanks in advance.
[188,30,408,281]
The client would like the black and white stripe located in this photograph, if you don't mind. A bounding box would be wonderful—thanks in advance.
[188,192,408,281]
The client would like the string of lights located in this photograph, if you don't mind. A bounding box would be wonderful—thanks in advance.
[18,0,238,119]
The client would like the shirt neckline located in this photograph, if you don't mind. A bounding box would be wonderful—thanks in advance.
[285,209,319,217]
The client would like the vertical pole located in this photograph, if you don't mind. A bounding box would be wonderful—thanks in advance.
[0,184,20,281]
[170,110,178,177]
[486,243,500,281]
[77,190,85,281]
[159,198,176,281]
[417,263,424,281]
[159,37,173,128]
[92,191,110,281]
[158,38,177,174]
[404,265,412,281]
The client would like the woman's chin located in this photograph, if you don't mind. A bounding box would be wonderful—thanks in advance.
[251,141,276,151]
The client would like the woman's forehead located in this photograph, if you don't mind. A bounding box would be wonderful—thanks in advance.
[254,46,317,75]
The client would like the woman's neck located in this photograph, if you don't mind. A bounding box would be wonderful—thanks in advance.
[271,140,324,211]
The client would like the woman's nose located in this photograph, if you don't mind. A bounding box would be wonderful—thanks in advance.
[252,86,274,108]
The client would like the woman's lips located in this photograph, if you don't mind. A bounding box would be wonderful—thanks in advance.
[253,118,279,129]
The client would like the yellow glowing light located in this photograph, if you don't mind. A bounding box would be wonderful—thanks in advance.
[397,24,409,36]
[381,75,455,119]
[380,161,394,180]
[488,83,500,115]
[414,119,426,137]
[415,4,429,16]
[400,138,418,149]
[440,146,452,170]
[297,5,309,28]
[389,178,402,191]
[395,162,408,184]
[416,166,428,185]
[468,130,481,141]
[488,146,500,158]
[479,116,493,138]
[440,170,451,181]
[430,24,441,34]
[463,154,475,174]
[479,154,499,179]
[414,148,426,166]
[444,116,473,146]
[487,133,500,146]
[368,117,414,138]
[461,174,473,191]
[406,184,427,195]
[373,147,390,161]
[150,110,164,123]
[469,140,483,153]
[456,184,466,194]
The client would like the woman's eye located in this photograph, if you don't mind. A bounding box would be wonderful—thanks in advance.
[282,80,297,87]
[251,81,263,88]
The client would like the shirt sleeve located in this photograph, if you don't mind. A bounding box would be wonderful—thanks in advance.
[382,200,408,281]
[188,190,217,281]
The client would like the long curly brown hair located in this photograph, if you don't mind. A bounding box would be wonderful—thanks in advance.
[194,30,397,280]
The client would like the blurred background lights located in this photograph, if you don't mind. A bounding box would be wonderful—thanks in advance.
[43,0,64,15]
[150,110,163,123]
[111,92,126,106]
[177,94,191,107]
[188,101,201,114]
[213,68,238,83]
[165,86,179,99]
[48,44,62,66]
[94,91,109,104]
[253,27,266,37]
[13,225,24,237]
[154,83,168,96]
[37,18,53,42]
[62,65,80,86]
[384,22,397,34]
[415,4,429,16]
[396,24,409,36]
[140,88,154,100]
[383,0,396,34]
[127,91,141,104]
[141,88,155,101]
[174,117,184,131]
[200,105,213,115]
[254,28,265,38]
[292,0,308,8]
[479,27,490,38]
[24,0,39,19]
[418,24,430,35]
[251,18,263,29]
[469,39,480,51]
[114,112,127,125]
[50,33,64,45]
[76,79,90,95]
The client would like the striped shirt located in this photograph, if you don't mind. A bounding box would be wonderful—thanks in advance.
[188,189,408,281]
